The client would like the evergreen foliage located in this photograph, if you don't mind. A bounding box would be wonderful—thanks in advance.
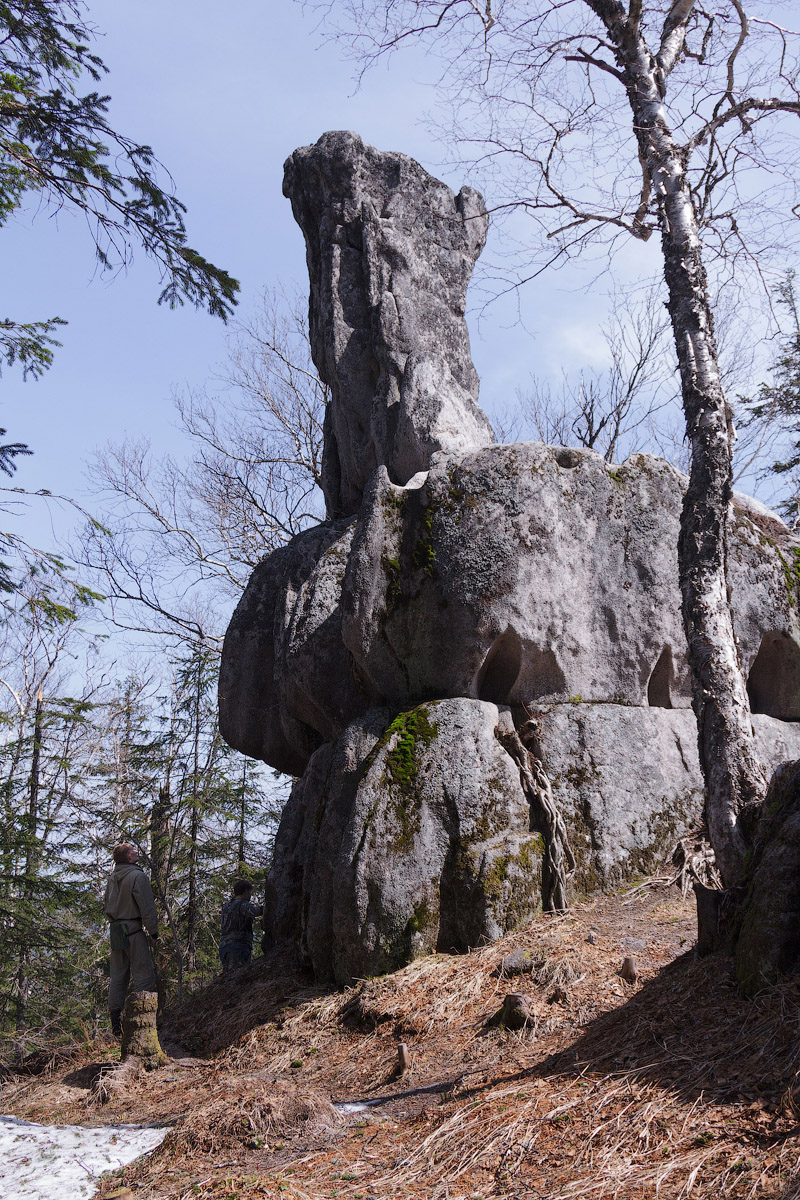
[0,1,241,621]
[0,428,32,475]
[742,273,800,526]
[1,0,239,380]
[0,593,281,1056]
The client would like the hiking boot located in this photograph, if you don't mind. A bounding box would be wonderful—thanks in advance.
[110,1008,123,1038]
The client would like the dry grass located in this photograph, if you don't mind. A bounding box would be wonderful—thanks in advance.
[4,881,800,1200]
[166,1081,342,1153]
[90,1056,143,1105]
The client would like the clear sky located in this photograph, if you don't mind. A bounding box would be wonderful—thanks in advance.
[7,0,762,558]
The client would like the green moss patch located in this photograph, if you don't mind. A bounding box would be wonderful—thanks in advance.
[480,836,544,931]
[380,705,440,851]
[778,546,800,608]
[411,505,436,574]
[385,705,438,795]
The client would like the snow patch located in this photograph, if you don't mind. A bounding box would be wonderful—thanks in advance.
[0,1114,167,1199]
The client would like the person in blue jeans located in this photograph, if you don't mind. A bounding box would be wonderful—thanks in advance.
[219,880,264,969]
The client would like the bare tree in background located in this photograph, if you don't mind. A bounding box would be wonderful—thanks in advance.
[81,290,326,649]
[498,281,763,476]
[736,271,800,525]
[314,0,800,886]
[505,284,676,460]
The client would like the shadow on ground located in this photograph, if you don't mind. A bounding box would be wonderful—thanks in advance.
[163,932,800,1116]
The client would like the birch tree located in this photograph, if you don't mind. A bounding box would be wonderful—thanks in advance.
[315,0,800,887]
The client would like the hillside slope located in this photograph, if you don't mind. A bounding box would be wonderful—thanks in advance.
[2,879,799,1200]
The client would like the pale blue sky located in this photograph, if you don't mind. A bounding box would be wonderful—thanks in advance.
[5,0,740,554]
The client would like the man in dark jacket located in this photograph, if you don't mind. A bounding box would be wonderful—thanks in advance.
[103,843,159,1036]
[219,880,263,970]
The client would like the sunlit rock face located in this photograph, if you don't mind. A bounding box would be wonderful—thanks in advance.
[263,699,542,987]
[283,130,494,518]
[219,132,800,985]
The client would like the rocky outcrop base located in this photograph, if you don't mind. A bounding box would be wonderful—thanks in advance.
[264,699,800,985]
[265,699,542,986]
[736,760,800,995]
[221,132,800,988]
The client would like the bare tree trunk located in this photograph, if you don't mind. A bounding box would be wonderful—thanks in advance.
[662,209,766,884]
[15,688,44,1033]
[597,3,767,884]
[149,781,185,1004]
[185,651,203,972]
[238,760,247,867]
[25,689,43,877]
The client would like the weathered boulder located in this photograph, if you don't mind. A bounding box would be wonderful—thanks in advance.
[264,699,543,985]
[219,518,360,776]
[536,706,800,892]
[499,948,537,976]
[344,448,800,718]
[262,698,800,984]
[283,131,494,517]
[736,760,800,995]
[222,443,800,775]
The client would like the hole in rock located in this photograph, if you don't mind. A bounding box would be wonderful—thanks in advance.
[477,628,523,705]
[512,646,567,702]
[648,647,674,709]
[747,632,800,720]
[554,447,582,469]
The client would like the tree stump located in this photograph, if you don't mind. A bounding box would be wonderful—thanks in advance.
[397,1042,412,1075]
[122,990,167,1067]
[495,992,533,1030]
[619,956,638,983]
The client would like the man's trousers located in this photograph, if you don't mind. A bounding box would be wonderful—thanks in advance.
[109,930,157,1010]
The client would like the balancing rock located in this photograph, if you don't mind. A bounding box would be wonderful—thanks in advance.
[283,130,493,517]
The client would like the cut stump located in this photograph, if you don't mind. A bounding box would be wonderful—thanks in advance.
[397,1042,412,1076]
[122,990,167,1067]
[620,956,638,983]
[493,992,533,1030]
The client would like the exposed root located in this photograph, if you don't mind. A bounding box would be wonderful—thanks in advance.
[673,828,722,894]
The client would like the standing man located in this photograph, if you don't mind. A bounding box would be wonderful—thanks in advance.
[103,843,159,1036]
[219,880,263,970]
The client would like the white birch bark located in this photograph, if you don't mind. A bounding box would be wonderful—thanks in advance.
[585,0,766,886]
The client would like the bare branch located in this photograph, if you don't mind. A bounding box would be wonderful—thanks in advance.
[688,96,800,152]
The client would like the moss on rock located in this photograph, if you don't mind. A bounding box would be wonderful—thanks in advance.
[385,705,439,795]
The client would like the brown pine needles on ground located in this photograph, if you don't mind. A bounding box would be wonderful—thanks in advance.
[2,880,799,1200]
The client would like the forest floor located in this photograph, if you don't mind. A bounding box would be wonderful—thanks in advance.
[2,877,800,1200]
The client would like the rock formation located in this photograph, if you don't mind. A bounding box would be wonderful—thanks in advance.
[283,130,494,517]
[219,132,800,986]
